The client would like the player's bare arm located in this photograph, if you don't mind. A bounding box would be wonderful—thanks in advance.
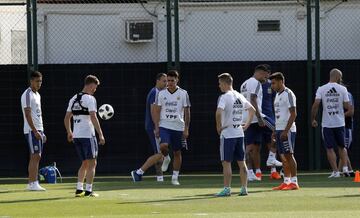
[90,111,105,145]
[215,108,223,135]
[243,104,256,131]
[153,105,161,138]
[311,99,321,127]
[250,93,264,126]
[281,107,297,141]
[64,111,73,142]
[343,101,352,117]
[183,107,190,139]
[24,107,42,141]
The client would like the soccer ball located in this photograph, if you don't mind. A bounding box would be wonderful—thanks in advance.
[98,104,114,120]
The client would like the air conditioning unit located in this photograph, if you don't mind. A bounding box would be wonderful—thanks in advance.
[125,20,154,43]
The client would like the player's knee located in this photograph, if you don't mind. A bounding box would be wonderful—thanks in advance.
[173,150,181,157]
[160,144,169,156]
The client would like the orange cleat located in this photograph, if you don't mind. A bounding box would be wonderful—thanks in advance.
[282,183,300,191]
[255,172,262,181]
[270,172,282,180]
[272,183,288,190]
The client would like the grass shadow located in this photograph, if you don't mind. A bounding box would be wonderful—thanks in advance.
[0,197,73,204]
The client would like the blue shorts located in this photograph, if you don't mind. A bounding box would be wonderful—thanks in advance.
[159,127,183,151]
[220,136,245,162]
[345,128,353,149]
[146,129,160,154]
[275,130,296,154]
[262,116,275,145]
[24,130,45,154]
[244,123,262,146]
[73,137,98,161]
[321,127,345,149]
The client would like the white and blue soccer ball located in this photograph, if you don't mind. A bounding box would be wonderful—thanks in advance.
[98,104,114,120]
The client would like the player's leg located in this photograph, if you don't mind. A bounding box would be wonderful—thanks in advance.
[263,116,282,169]
[26,131,45,191]
[171,129,184,185]
[244,124,260,181]
[235,137,248,196]
[73,138,89,196]
[215,136,233,197]
[147,130,165,181]
[281,132,299,190]
[272,131,291,190]
[252,144,262,180]
[335,127,349,175]
[83,136,99,197]
[322,128,340,178]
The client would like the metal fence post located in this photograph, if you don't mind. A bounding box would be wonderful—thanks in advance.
[166,0,173,71]
[307,0,314,170]
[314,0,321,170]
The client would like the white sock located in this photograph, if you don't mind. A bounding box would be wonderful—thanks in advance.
[256,169,261,174]
[172,171,179,179]
[85,183,93,192]
[77,182,84,190]
[268,151,276,159]
[284,177,291,185]
[343,166,349,173]
[165,155,171,161]
[157,176,164,181]
[34,180,39,185]
[248,169,254,175]
[136,168,144,175]
[271,167,277,173]
[291,176,298,184]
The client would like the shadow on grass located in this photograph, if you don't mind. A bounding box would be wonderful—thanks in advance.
[0,197,73,204]
[328,194,360,198]
[117,195,216,205]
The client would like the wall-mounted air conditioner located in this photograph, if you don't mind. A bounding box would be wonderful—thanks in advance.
[125,20,154,43]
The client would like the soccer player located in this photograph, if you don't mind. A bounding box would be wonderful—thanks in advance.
[64,75,105,197]
[260,65,282,180]
[240,66,267,181]
[270,72,299,190]
[311,69,350,178]
[144,73,170,182]
[215,73,255,197]
[339,89,355,177]
[21,71,46,191]
[131,70,190,185]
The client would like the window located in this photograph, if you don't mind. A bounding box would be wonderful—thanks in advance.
[257,20,280,32]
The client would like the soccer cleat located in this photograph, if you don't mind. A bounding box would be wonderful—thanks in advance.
[131,170,142,182]
[255,172,262,181]
[27,183,46,191]
[215,188,231,197]
[239,187,248,196]
[171,178,180,186]
[328,171,341,178]
[349,171,355,177]
[248,173,261,182]
[156,176,164,182]
[84,191,99,197]
[75,189,85,197]
[161,156,171,172]
[270,172,282,180]
[272,183,288,190]
[266,158,283,167]
[282,183,300,191]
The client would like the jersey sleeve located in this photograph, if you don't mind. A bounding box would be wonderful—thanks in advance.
[287,91,296,108]
[66,97,74,112]
[343,87,350,102]
[348,93,354,106]
[249,80,261,96]
[217,95,226,110]
[240,94,252,109]
[155,91,163,106]
[82,95,97,112]
[184,92,191,107]
[21,90,31,108]
[149,89,157,105]
[315,87,322,100]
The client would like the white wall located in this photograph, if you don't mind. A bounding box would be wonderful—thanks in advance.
[0,6,26,65]
[1,2,359,64]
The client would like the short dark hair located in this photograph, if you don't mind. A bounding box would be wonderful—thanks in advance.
[156,73,167,80]
[84,75,100,85]
[167,70,179,78]
[255,64,271,73]
[218,73,233,85]
[30,71,42,80]
[269,72,285,81]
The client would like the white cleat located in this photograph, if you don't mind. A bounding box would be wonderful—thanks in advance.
[171,178,180,186]
[247,173,260,182]
[328,171,341,178]
[27,183,46,191]
[156,176,164,182]
[266,158,283,167]
[161,156,171,172]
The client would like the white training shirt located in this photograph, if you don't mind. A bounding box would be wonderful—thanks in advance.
[217,90,252,138]
[315,82,349,128]
[240,77,263,124]
[66,93,97,138]
[155,87,191,131]
[21,87,44,134]
[274,87,297,131]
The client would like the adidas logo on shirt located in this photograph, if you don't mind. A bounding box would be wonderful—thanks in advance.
[325,87,340,97]
[233,99,243,108]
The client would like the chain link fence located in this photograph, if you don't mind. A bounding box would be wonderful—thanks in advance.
[0,0,27,65]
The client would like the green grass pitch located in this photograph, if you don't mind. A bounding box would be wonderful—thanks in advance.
[0,173,359,217]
